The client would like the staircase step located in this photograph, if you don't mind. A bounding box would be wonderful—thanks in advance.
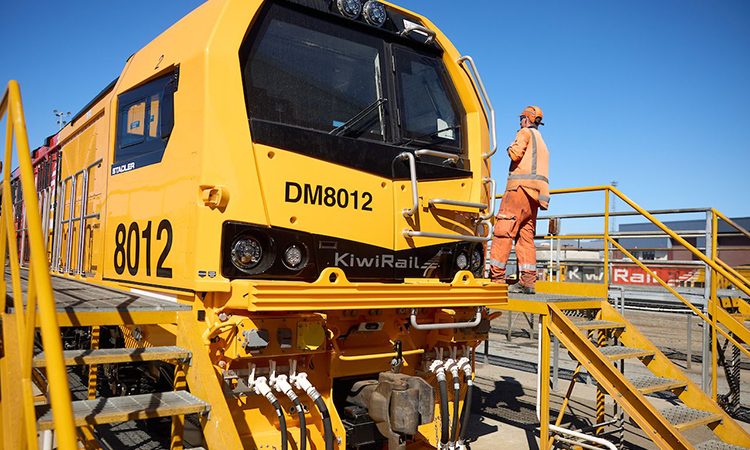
[572,320,626,331]
[660,405,722,432]
[33,346,191,367]
[627,375,687,395]
[696,440,748,450]
[36,391,209,430]
[598,345,655,360]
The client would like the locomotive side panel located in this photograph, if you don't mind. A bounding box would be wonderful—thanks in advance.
[100,1,227,293]
[54,95,112,278]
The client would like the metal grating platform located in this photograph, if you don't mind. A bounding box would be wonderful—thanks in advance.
[6,269,190,313]
[572,320,626,331]
[660,405,722,431]
[34,346,191,367]
[36,391,209,430]
[696,440,748,450]
[6,269,191,325]
[627,375,686,394]
[508,292,601,303]
[598,345,654,360]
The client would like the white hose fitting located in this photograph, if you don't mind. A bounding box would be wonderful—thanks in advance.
[457,357,472,380]
[429,359,447,382]
[253,376,278,403]
[290,371,322,402]
[444,358,459,382]
[272,374,299,401]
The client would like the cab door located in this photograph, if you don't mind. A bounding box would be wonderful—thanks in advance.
[390,45,483,254]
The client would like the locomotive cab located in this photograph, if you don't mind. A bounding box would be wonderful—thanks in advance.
[40,0,505,448]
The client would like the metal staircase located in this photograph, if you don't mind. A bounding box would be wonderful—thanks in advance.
[548,299,750,450]
[7,270,210,448]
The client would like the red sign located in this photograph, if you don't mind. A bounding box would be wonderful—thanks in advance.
[611,265,698,286]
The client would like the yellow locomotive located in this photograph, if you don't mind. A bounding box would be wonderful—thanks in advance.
[5,0,505,448]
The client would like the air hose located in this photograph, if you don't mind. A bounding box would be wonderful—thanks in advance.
[458,378,473,443]
[438,378,450,446]
[314,396,335,450]
[271,398,289,450]
[451,377,461,442]
[292,397,307,450]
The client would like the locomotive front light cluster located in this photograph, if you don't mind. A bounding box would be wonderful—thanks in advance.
[455,251,469,271]
[231,237,263,272]
[470,247,483,273]
[363,1,387,27]
[222,222,316,280]
[283,244,307,270]
[336,0,363,19]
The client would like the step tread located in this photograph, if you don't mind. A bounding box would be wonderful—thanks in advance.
[598,345,654,360]
[660,405,722,431]
[572,319,626,331]
[627,375,687,394]
[36,391,208,430]
[33,346,191,367]
[696,440,748,450]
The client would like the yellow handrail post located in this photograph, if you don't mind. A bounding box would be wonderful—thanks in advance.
[539,313,551,448]
[2,81,78,450]
[603,188,610,289]
[4,112,36,449]
[711,210,719,401]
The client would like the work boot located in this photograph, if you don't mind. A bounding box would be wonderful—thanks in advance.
[508,283,535,295]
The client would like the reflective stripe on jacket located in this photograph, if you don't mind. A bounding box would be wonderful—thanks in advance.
[504,127,550,209]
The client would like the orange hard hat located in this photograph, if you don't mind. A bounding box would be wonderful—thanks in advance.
[521,106,544,125]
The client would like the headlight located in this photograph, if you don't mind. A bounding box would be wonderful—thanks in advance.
[455,251,469,270]
[471,247,483,273]
[337,0,362,19]
[363,1,387,27]
[231,237,263,272]
[283,243,307,270]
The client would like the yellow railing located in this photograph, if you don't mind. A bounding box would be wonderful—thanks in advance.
[1,81,77,450]
[498,185,750,399]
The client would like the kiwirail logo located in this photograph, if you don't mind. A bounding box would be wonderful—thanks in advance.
[333,252,430,270]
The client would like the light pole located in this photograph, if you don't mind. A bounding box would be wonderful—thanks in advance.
[53,109,71,130]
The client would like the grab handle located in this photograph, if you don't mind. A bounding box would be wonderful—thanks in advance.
[410,307,482,330]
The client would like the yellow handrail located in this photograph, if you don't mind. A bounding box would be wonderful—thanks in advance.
[713,208,750,242]
[607,186,750,299]
[608,238,750,359]
[1,81,77,450]
[513,184,750,401]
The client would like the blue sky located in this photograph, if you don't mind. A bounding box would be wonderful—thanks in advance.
[1,0,749,230]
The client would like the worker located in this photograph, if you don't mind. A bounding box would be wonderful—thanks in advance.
[490,106,550,294]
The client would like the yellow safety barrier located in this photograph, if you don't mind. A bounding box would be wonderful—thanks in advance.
[1,81,77,450]
[498,185,750,405]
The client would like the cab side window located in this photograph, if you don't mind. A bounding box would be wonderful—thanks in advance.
[114,70,177,172]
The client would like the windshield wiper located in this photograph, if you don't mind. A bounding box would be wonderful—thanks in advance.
[400,124,460,148]
[330,98,388,137]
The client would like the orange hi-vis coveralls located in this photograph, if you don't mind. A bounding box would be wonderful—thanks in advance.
[490,127,550,287]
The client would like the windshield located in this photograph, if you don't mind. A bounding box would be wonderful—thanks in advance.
[241,2,466,177]
[394,47,461,151]
[244,5,387,141]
